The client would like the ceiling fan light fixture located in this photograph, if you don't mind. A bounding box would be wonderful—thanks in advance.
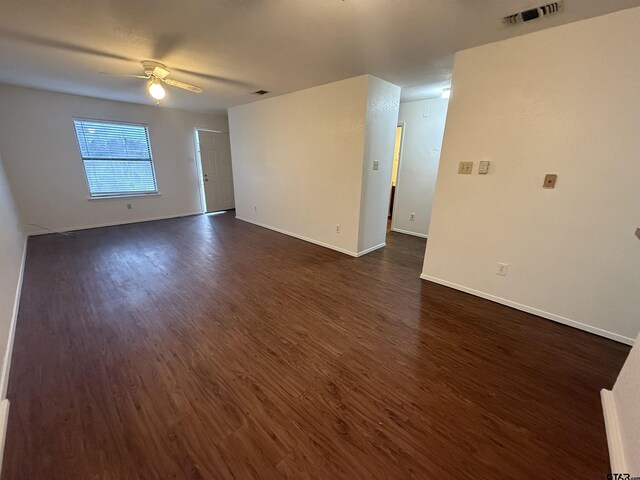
[148,80,166,100]
[103,62,202,101]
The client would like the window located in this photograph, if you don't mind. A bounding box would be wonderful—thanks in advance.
[73,119,158,197]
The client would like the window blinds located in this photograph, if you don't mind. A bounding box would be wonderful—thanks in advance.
[73,120,158,197]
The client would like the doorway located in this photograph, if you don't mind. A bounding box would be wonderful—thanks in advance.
[388,124,404,228]
[195,129,235,213]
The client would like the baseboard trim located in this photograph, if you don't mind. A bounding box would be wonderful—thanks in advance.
[236,217,359,257]
[419,274,634,345]
[0,399,9,477]
[0,237,27,399]
[356,243,386,257]
[601,389,628,474]
[391,227,428,239]
[26,212,202,236]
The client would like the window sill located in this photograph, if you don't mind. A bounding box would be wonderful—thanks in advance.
[87,193,161,201]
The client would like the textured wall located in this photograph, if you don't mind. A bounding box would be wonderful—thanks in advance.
[422,7,640,343]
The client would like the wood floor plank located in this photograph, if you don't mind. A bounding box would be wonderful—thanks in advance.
[2,212,630,479]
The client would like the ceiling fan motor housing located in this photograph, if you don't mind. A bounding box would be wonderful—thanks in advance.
[142,60,170,79]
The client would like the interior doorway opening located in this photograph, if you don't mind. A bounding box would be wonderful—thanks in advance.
[388,123,404,230]
[195,129,236,213]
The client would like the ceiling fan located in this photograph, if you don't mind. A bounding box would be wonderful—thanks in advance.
[103,61,203,103]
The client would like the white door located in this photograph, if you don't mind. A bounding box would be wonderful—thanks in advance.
[196,130,235,212]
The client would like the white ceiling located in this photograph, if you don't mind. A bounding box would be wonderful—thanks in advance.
[1,0,638,114]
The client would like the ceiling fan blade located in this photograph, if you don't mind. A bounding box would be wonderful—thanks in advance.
[172,67,252,88]
[3,30,136,62]
[100,72,149,79]
[162,78,203,93]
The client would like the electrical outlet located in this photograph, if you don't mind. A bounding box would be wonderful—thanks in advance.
[458,162,473,174]
[373,160,379,171]
[336,225,341,234]
[496,263,509,276]
[635,228,640,240]
[410,213,415,221]
[126,203,132,210]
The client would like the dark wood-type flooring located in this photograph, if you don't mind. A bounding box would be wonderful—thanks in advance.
[2,212,630,479]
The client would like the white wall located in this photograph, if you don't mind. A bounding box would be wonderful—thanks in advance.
[602,332,640,475]
[358,77,401,252]
[609,333,640,474]
[0,151,26,468]
[393,98,449,237]
[229,75,399,256]
[0,84,229,234]
[422,7,640,344]
[0,153,25,397]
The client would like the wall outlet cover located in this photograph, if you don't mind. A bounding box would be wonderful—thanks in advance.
[636,228,640,240]
[496,262,509,276]
[543,174,558,188]
[373,160,380,171]
[478,161,490,174]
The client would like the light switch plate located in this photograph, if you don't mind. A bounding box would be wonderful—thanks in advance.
[478,161,490,174]
[543,174,558,189]
[458,162,473,174]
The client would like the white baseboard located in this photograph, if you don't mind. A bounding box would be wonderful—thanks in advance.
[356,242,386,257]
[419,274,634,345]
[0,399,9,477]
[26,212,202,236]
[236,217,360,257]
[601,389,628,474]
[390,227,428,239]
[0,237,27,399]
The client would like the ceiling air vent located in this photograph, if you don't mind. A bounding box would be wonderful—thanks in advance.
[251,90,270,96]
[503,1,563,25]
